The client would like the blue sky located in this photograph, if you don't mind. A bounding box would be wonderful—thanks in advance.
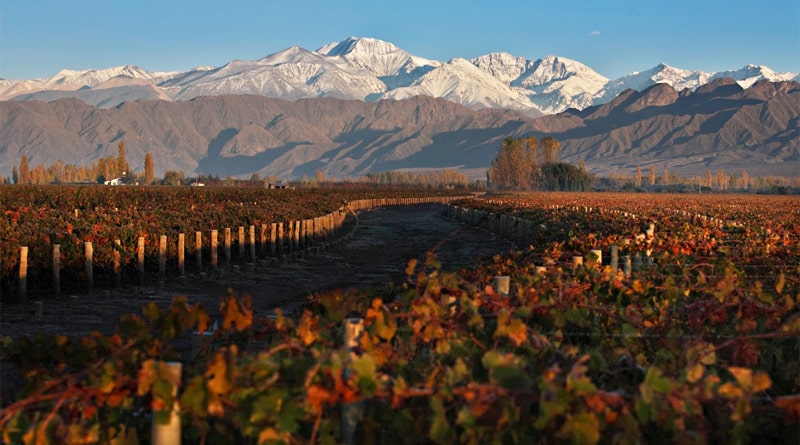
[1,0,798,80]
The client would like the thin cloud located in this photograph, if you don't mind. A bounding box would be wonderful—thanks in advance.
[588,30,601,37]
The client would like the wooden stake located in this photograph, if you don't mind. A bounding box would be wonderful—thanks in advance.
[210,230,218,270]
[249,225,256,262]
[177,234,185,277]
[195,231,203,271]
[224,228,231,268]
[151,361,182,445]
[114,239,121,289]
[19,246,28,302]
[85,241,93,294]
[137,237,145,286]
[159,235,167,280]
[270,223,277,257]
[494,275,510,297]
[238,226,245,261]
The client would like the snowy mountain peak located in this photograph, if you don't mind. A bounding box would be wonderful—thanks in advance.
[471,52,532,84]
[318,36,404,57]
[2,36,797,115]
[316,36,439,82]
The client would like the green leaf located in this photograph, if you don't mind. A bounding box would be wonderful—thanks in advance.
[352,354,378,395]
[560,412,600,445]
[429,396,455,444]
[643,366,672,393]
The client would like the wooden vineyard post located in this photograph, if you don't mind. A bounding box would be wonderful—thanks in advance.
[494,275,510,297]
[277,223,284,255]
[19,246,28,303]
[623,255,632,278]
[195,231,203,272]
[270,223,277,257]
[85,241,94,294]
[238,226,245,262]
[610,245,619,273]
[177,234,185,278]
[342,317,365,444]
[293,221,300,252]
[159,235,167,282]
[589,249,602,268]
[137,237,146,286]
[260,224,267,259]
[151,361,182,445]
[52,244,61,299]
[210,230,219,271]
[249,225,256,264]
[224,228,232,268]
[114,240,121,289]
[572,255,584,273]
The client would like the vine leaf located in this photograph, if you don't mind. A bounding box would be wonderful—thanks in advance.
[366,298,397,341]
[559,412,600,445]
[296,310,319,346]
[206,350,233,416]
[220,295,252,331]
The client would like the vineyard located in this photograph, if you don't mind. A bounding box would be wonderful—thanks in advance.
[1,188,799,444]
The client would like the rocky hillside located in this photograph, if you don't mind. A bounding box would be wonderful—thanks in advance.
[1,79,797,180]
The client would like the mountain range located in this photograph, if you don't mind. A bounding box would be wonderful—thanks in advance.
[2,77,798,181]
[2,36,798,115]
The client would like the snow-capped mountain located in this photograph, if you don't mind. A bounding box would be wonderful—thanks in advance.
[382,57,538,111]
[317,36,440,89]
[1,37,797,115]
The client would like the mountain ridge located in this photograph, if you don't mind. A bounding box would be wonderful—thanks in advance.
[2,36,797,115]
[2,79,797,181]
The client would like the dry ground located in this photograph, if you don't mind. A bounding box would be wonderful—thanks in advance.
[0,204,515,402]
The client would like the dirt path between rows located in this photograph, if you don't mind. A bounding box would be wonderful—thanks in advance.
[1,204,515,339]
[1,204,517,403]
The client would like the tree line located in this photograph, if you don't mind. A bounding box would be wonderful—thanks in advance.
[487,136,592,191]
[4,142,157,186]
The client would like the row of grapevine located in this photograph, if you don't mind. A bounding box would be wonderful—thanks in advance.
[0,185,467,301]
[0,191,797,444]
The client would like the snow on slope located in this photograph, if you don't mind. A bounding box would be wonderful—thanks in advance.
[382,57,538,113]
[162,46,387,101]
[710,64,800,89]
[2,36,798,114]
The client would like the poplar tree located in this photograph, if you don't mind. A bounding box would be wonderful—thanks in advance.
[144,152,155,184]
[117,141,129,177]
[19,156,30,185]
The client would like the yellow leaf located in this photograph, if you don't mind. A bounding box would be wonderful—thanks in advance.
[718,382,744,399]
[686,363,704,384]
[506,318,528,347]
[137,359,156,396]
[405,259,418,277]
[751,371,772,393]
[632,280,645,293]
[776,272,785,295]
[296,310,319,346]
[258,427,289,444]
[727,367,752,391]
[220,295,252,331]
[206,352,231,396]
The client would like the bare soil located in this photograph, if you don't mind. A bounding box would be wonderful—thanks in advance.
[0,205,514,401]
